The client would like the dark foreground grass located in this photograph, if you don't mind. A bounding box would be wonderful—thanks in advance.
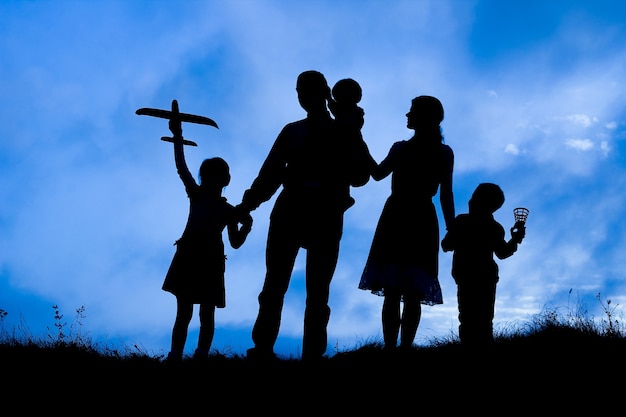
[1,299,625,413]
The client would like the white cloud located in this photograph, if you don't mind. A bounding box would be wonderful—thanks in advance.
[560,114,597,128]
[505,144,520,155]
[564,138,594,151]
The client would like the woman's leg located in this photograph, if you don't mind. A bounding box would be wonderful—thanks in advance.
[399,292,422,350]
[382,290,402,350]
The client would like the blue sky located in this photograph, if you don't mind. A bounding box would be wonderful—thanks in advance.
[1,0,625,359]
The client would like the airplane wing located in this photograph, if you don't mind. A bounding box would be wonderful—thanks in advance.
[135,108,219,129]
[160,136,198,147]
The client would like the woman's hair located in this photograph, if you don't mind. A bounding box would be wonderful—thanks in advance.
[412,95,444,125]
[412,95,444,142]
[199,157,231,188]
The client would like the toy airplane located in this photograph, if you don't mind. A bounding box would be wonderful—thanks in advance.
[136,99,219,146]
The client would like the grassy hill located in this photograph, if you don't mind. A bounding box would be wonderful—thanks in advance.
[1,302,625,412]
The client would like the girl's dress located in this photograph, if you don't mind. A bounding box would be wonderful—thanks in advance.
[162,151,236,307]
[358,136,452,305]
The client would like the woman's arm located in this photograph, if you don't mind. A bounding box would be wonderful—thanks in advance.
[370,142,400,181]
[439,145,455,229]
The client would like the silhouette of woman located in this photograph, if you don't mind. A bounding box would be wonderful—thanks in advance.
[359,95,455,351]
[162,118,252,363]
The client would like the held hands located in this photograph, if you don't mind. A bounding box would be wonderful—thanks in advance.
[234,203,252,223]
[238,211,253,234]
[511,221,526,244]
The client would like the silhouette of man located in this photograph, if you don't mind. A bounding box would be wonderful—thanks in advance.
[236,70,371,361]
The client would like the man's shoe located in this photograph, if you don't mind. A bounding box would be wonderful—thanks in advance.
[246,347,278,362]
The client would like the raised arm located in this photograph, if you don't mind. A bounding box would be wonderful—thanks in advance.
[169,119,197,191]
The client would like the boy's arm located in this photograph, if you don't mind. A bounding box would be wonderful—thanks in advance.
[496,239,518,260]
[495,222,525,259]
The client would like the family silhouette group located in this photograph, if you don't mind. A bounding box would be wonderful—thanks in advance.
[159,70,526,363]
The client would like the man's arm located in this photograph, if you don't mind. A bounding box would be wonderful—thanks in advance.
[238,126,289,213]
